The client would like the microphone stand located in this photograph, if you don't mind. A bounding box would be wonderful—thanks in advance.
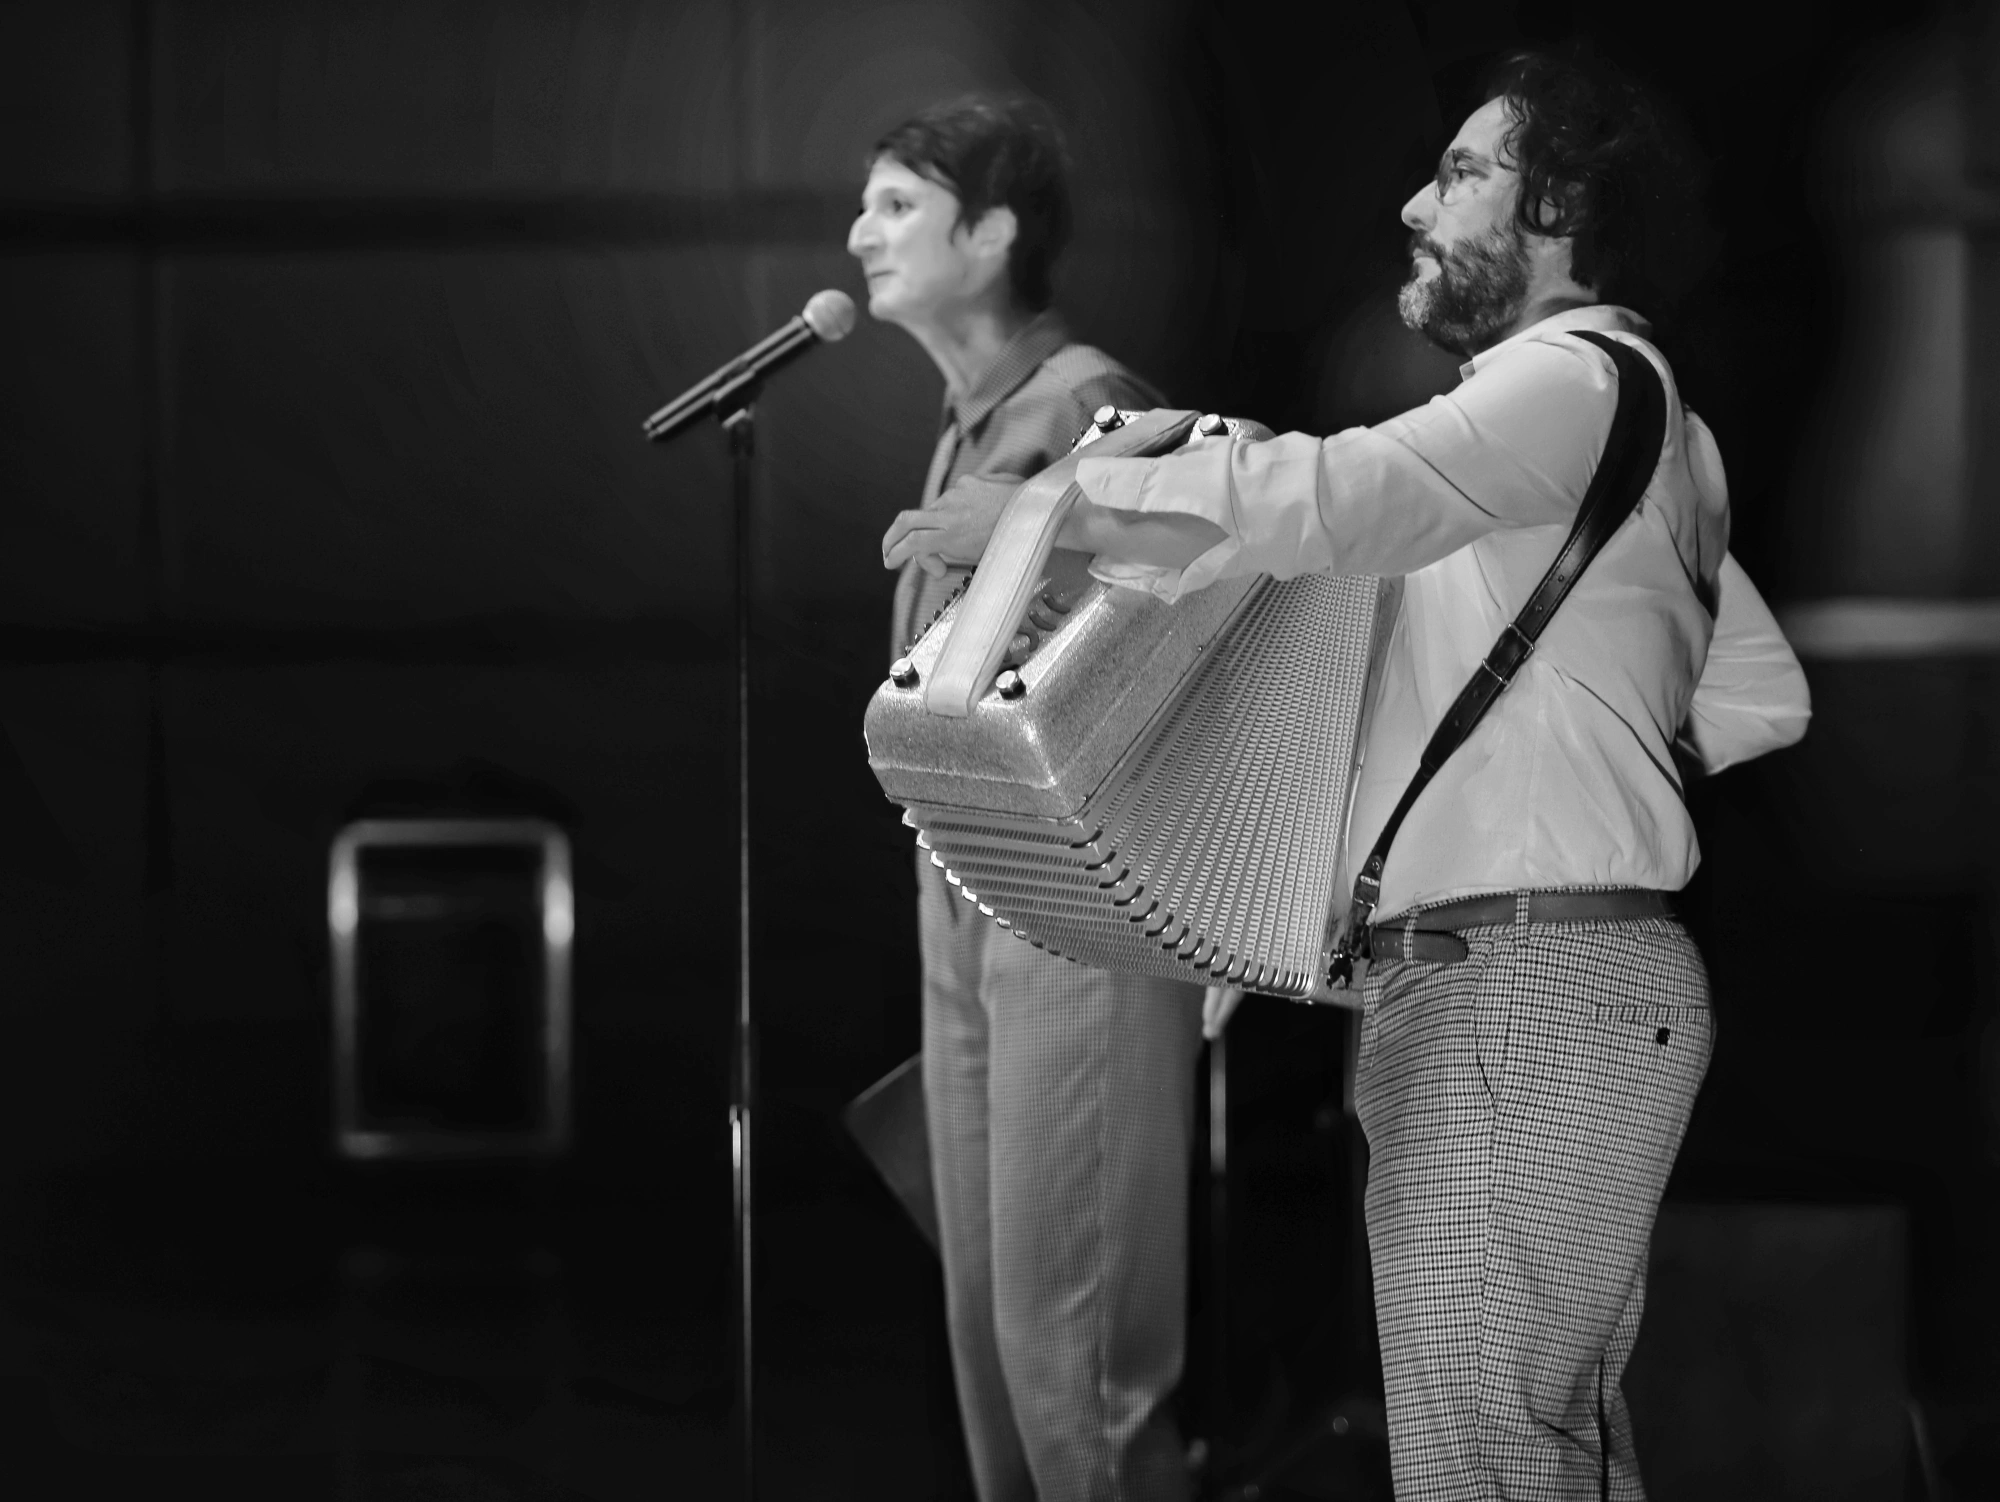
[646,298,849,1500]
[649,374,763,1502]
[722,392,758,1502]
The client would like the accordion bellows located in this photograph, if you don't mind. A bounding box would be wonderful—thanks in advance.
[864,409,1398,1000]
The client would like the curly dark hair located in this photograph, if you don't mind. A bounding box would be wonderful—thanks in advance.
[1481,50,1676,298]
[871,95,1074,312]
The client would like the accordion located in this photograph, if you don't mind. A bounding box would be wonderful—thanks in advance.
[864,408,1400,1001]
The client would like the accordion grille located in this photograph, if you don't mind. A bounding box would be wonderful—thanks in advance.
[920,571,1384,997]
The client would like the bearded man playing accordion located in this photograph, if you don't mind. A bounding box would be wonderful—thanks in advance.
[886,52,1811,1502]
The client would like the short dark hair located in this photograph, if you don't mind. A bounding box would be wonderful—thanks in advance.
[1481,50,1677,298]
[871,95,1073,312]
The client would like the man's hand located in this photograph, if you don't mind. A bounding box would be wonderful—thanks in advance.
[1202,984,1245,1041]
[881,474,1023,577]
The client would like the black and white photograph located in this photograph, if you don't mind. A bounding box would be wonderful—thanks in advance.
[0,1,1993,1498]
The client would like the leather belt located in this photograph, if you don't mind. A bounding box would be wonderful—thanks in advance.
[1367,888,1679,965]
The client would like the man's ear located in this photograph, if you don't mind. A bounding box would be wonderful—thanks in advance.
[1528,177,1584,232]
[962,205,1018,267]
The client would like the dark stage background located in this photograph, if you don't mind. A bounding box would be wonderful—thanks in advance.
[0,1,1996,1498]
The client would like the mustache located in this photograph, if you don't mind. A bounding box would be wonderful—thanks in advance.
[1407,232,1449,263]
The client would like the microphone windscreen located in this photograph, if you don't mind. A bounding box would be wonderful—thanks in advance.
[802,289,858,343]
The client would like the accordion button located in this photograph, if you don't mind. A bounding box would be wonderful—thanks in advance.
[1195,412,1227,437]
[890,656,919,688]
[1092,404,1125,431]
[996,670,1026,700]
[1038,590,1072,615]
[1008,632,1032,656]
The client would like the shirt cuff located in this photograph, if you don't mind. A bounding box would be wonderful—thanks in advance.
[1074,445,1245,602]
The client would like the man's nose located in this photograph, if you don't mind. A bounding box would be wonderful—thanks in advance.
[1400,185,1434,232]
[846,214,874,257]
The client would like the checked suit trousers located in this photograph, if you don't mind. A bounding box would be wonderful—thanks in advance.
[1354,895,1713,1500]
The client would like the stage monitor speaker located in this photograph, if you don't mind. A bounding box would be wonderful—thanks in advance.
[329,818,573,1160]
[1624,1201,1911,1502]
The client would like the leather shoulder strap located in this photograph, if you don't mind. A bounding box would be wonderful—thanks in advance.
[1330,329,1668,981]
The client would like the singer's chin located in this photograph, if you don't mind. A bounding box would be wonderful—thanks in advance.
[865,295,905,325]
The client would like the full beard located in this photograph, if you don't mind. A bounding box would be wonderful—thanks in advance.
[1397,222,1531,353]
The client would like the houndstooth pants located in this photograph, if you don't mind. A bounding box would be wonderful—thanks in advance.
[1354,893,1713,1501]
[918,849,1205,1502]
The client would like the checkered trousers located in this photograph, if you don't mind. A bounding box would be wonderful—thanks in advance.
[919,849,1204,1502]
[1354,893,1713,1501]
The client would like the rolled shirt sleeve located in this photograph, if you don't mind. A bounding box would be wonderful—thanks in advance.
[1681,553,1812,773]
[1077,338,1615,599]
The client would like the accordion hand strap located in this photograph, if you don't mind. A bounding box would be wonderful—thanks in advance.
[925,407,1200,718]
[1328,330,1669,985]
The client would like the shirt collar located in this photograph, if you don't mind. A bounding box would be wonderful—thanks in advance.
[947,309,1072,433]
[1456,303,1649,382]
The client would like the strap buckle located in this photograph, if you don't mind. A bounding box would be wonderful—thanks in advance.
[1326,872,1380,989]
[1479,621,1536,687]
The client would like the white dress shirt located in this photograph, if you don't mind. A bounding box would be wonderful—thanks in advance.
[1072,305,1811,918]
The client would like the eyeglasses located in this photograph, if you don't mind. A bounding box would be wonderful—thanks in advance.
[1431,148,1482,204]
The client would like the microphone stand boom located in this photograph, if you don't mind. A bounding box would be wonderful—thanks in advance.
[643,289,856,443]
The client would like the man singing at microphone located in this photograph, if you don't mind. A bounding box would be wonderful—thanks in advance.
[852,96,1204,1501]
[886,55,1810,1500]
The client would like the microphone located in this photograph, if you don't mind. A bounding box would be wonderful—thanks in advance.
[641,289,857,443]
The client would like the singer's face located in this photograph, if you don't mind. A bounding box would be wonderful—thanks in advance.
[848,158,990,326]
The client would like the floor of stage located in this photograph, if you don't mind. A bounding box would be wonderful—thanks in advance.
[0,995,1386,1502]
[6,1022,1976,1500]
[0,1114,1376,1502]
[0,1153,968,1500]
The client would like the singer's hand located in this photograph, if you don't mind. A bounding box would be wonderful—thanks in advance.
[1202,984,1246,1041]
[882,475,1023,577]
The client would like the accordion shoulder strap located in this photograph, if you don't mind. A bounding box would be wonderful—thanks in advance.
[1331,329,1669,980]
